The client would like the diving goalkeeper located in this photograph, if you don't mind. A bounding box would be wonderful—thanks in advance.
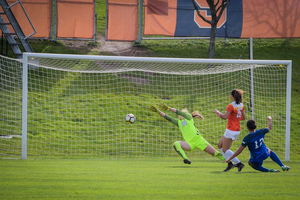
[150,102,225,164]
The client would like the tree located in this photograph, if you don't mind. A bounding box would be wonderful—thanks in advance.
[191,0,231,58]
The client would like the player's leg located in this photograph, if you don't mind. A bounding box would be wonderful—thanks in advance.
[248,159,278,172]
[223,130,244,172]
[218,135,224,149]
[222,134,238,163]
[203,144,225,161]
[220,137,237,171]
[194,135,225,161]
[173,141,191,164]
[268,148,290,171]
[218,134,231,158]
[218,136,233,166]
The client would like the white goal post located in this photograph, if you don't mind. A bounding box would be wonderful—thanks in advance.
[15,53,293,160]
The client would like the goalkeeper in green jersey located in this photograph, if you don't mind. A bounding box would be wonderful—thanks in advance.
[150,102,225,164]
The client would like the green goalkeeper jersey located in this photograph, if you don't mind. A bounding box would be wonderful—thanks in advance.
[164,109,200,142]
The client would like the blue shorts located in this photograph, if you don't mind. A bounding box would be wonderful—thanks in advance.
[249,151,270,167]
[249,158,264,167]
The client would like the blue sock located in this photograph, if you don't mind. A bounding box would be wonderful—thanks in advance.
[252,165,270,172]
[270,151,283,167]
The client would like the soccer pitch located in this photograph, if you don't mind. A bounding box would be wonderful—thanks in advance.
[0,158,299,199]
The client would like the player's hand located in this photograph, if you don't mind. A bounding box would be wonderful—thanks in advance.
[213,109,219,114]
[223,159,230,163]
[159,102,170,111]
[267,116,272,120]
[193,114,204,120]
[150,105,161,113]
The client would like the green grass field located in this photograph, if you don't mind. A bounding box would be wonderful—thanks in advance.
[1,158,299,200]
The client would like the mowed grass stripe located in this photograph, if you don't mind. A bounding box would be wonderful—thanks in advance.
[0,158,299,199]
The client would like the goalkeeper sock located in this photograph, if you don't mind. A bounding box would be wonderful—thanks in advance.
[270,151,284,167]
[214,150,225,161]
[173,142,189,160]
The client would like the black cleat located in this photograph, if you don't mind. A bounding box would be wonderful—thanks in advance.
[183,159,191,164]
[236,162,245,172]
[223,161,235,172]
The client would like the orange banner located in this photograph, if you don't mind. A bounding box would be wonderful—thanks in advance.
[241,0,300,38]
[144,0,177,36]
[4,0,52,38]
[56,0,95,39]
[106,0,138,41]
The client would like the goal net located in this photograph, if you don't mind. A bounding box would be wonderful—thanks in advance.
[0,55,22,159]
[0,53,291,160]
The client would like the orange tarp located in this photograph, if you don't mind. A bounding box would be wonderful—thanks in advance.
[106,0,138,41]
[241,0,300,38]
[4,0,52,38]
[56,0,95,39]
[144,0,177,36]
[1,0,95,39]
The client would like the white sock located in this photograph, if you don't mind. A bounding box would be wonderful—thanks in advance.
[220,148,229,160]
[225,149,240,164]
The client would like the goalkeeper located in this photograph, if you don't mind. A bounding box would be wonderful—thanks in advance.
[150,102,225,164]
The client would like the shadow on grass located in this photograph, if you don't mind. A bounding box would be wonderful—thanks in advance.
[210,171,260,174]
[168,166,201,168]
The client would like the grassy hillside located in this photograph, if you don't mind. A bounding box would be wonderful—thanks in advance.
[1,0,299,160]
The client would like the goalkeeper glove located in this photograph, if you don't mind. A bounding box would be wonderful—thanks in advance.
[159,102,170,111]
[150,105,161,114]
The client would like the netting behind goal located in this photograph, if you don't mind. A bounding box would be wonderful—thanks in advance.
[0,56,22,159]
[0,54,291,160]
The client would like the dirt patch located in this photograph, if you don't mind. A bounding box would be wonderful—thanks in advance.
[60,35,148,57]
[60,36,151,85]
[117,75,150,85]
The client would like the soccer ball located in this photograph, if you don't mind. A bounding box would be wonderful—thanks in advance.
[125,114,136,124]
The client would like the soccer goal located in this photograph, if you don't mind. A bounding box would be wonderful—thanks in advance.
[0,53,292,160]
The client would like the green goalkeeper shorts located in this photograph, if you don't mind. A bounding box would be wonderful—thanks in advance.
[188,134,210,151]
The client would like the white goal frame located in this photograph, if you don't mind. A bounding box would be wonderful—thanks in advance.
[21,53,292,160]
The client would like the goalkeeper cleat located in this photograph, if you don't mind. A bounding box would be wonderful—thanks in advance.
[183,159,191,165]
[281,165,290,171]
[270,169,280,172]
[223,161,235,172]
[236,162,245,172]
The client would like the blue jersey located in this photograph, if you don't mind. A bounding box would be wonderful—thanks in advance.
[241,128,270,162]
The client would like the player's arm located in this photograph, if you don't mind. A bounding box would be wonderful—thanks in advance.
[150,105,178,126]
[164,114,179,127]
[267,116,272,131]
[159,102,192,120]
[213,109,230,120]
[175,109,192,120]
[223,145,246,163]
[241,109,246,121]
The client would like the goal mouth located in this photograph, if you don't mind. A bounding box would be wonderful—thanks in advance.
[0,53,291,160]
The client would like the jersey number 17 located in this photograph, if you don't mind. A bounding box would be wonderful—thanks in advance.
[254,138,264,149]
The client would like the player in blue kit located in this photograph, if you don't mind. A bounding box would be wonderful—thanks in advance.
[224,116,290,172]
